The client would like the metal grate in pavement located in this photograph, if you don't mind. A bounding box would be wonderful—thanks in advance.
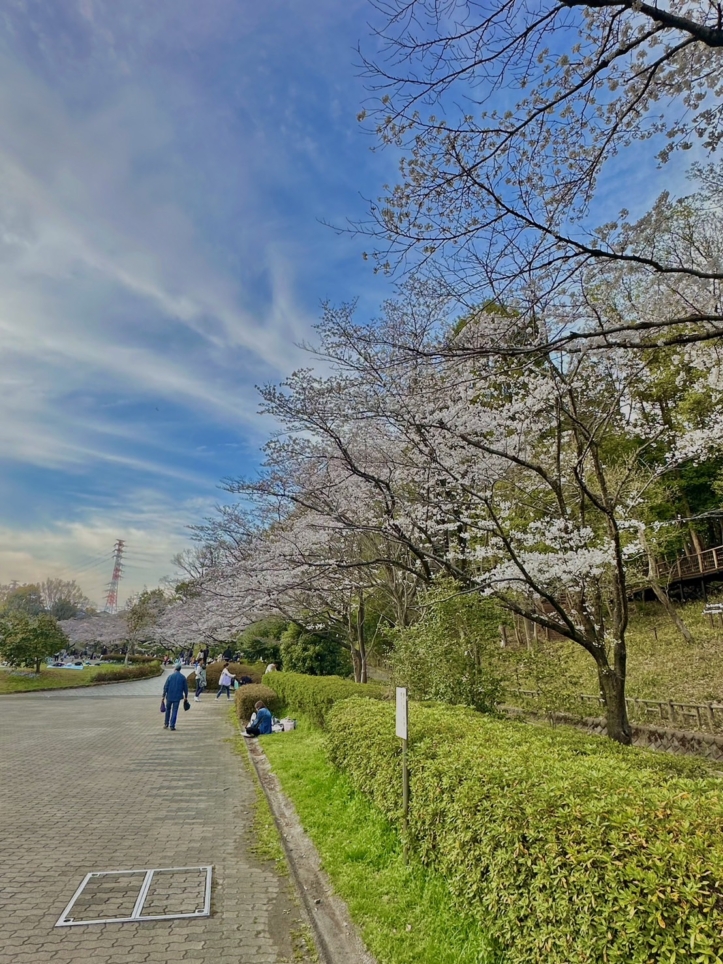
[55,866,212,926]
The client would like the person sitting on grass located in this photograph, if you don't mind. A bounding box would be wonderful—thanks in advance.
[243,701,272,738]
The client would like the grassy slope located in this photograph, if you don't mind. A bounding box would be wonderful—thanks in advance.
[501,599,723,709]
[261,721,498,964]
[0,664,159,694]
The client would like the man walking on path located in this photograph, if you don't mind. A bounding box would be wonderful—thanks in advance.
[162,665,188,730]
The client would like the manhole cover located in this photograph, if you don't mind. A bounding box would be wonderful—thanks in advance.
[56,866,212,926]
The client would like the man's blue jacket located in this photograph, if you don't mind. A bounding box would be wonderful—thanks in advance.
[163,670,189,702]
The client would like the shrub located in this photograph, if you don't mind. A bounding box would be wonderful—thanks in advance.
[237,616,287,664]
[391,578,505,712]
[326,698,723,964]
[234,683,283,722]
[268,672,389,727]
[93,662,161,683]
[188,661,263,689]
[279,623,352,677]
[101,653,158,664]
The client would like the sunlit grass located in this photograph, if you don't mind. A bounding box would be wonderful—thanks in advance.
[261,720,499,964]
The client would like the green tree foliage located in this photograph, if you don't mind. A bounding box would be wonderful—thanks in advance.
[125,589,168,663]
[0,612,68,672]
[280,622,352,677]
[50,598,80,621]
[237,616,287,664]
[391,580,505,713]
[2,584,44,617]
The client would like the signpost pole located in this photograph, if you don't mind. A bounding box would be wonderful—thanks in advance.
[396,687,409,864]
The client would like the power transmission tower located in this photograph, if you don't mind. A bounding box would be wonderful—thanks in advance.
[104,540,125,614]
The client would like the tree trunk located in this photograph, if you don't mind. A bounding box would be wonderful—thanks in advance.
[357,592,367,684]
[597,663,632,745]
[649,581,695,644]
[350,646,362,683]
[35,657,41,673]
[640,526,694,644]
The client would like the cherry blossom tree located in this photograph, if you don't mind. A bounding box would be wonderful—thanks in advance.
[358,1,723,347]
[246,291,723,742]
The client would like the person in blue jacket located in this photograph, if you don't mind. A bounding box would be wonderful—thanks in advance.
[162,665,189,731]
[243,701,272,738]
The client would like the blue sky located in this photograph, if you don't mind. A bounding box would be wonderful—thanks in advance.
[0,1,694,606]
[0,0,398,604]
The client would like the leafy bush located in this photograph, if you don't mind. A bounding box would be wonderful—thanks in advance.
[268,672,389,727]
[326,698,723,964]
[188,661,263,689]
[391,579,505,712]
[93,662,161,682]
[279,622,352,677]
[234,683,283,722]
[237,616,287,665]
[101,653,157,664]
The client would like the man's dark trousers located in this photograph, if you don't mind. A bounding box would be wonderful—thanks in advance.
[165,701,181,729]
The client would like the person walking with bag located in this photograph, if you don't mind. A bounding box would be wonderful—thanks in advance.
[215,662,236,701]
[194,662,207,702]
[162,665,189,730]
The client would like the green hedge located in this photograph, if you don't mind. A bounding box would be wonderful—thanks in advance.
[93,662,161,683]
[326,698,723,964]
[234,683,283,723]
[266,672,389,727]
[101,653,157,664]
[188,661,263,689]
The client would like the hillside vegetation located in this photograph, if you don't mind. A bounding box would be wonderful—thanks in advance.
[503,599,723,710]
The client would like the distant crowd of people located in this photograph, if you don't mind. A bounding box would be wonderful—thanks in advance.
[160,646,277,736]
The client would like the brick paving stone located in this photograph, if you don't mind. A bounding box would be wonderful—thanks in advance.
[0,674,301,963]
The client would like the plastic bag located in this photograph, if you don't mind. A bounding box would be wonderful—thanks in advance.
[160,699,166,713]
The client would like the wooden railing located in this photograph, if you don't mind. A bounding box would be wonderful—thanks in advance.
[506,689,723,734]
[657,545,723,583]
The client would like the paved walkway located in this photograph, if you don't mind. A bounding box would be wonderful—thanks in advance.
[0,672,301,963]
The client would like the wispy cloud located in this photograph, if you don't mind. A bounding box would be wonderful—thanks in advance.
[0,0,394,589]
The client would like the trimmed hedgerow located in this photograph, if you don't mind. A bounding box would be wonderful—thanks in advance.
[234,683,283,723]
[267,672,389,727]
[101,653,158,664]
[326,697,723,964]
[93,662,161,683]
[188,661,263,690]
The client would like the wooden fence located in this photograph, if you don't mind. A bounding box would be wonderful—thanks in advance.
[506,688,723,734]
[658,545,723,583]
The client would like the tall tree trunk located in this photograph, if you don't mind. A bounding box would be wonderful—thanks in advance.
[649,581,695,644]
[350,646,362,683]
[348,605,361,682]
[640,527,695,644]
[357,592,367,684]
[597,660,632,745]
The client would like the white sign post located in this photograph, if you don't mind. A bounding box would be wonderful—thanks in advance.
[396,687,410,862]
[395,687,408,740]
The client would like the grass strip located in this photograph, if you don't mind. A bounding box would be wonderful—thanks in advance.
[0,663,159,694]
[261,721,499,964]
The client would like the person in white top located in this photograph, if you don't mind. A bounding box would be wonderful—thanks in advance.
[215,662,236,701]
